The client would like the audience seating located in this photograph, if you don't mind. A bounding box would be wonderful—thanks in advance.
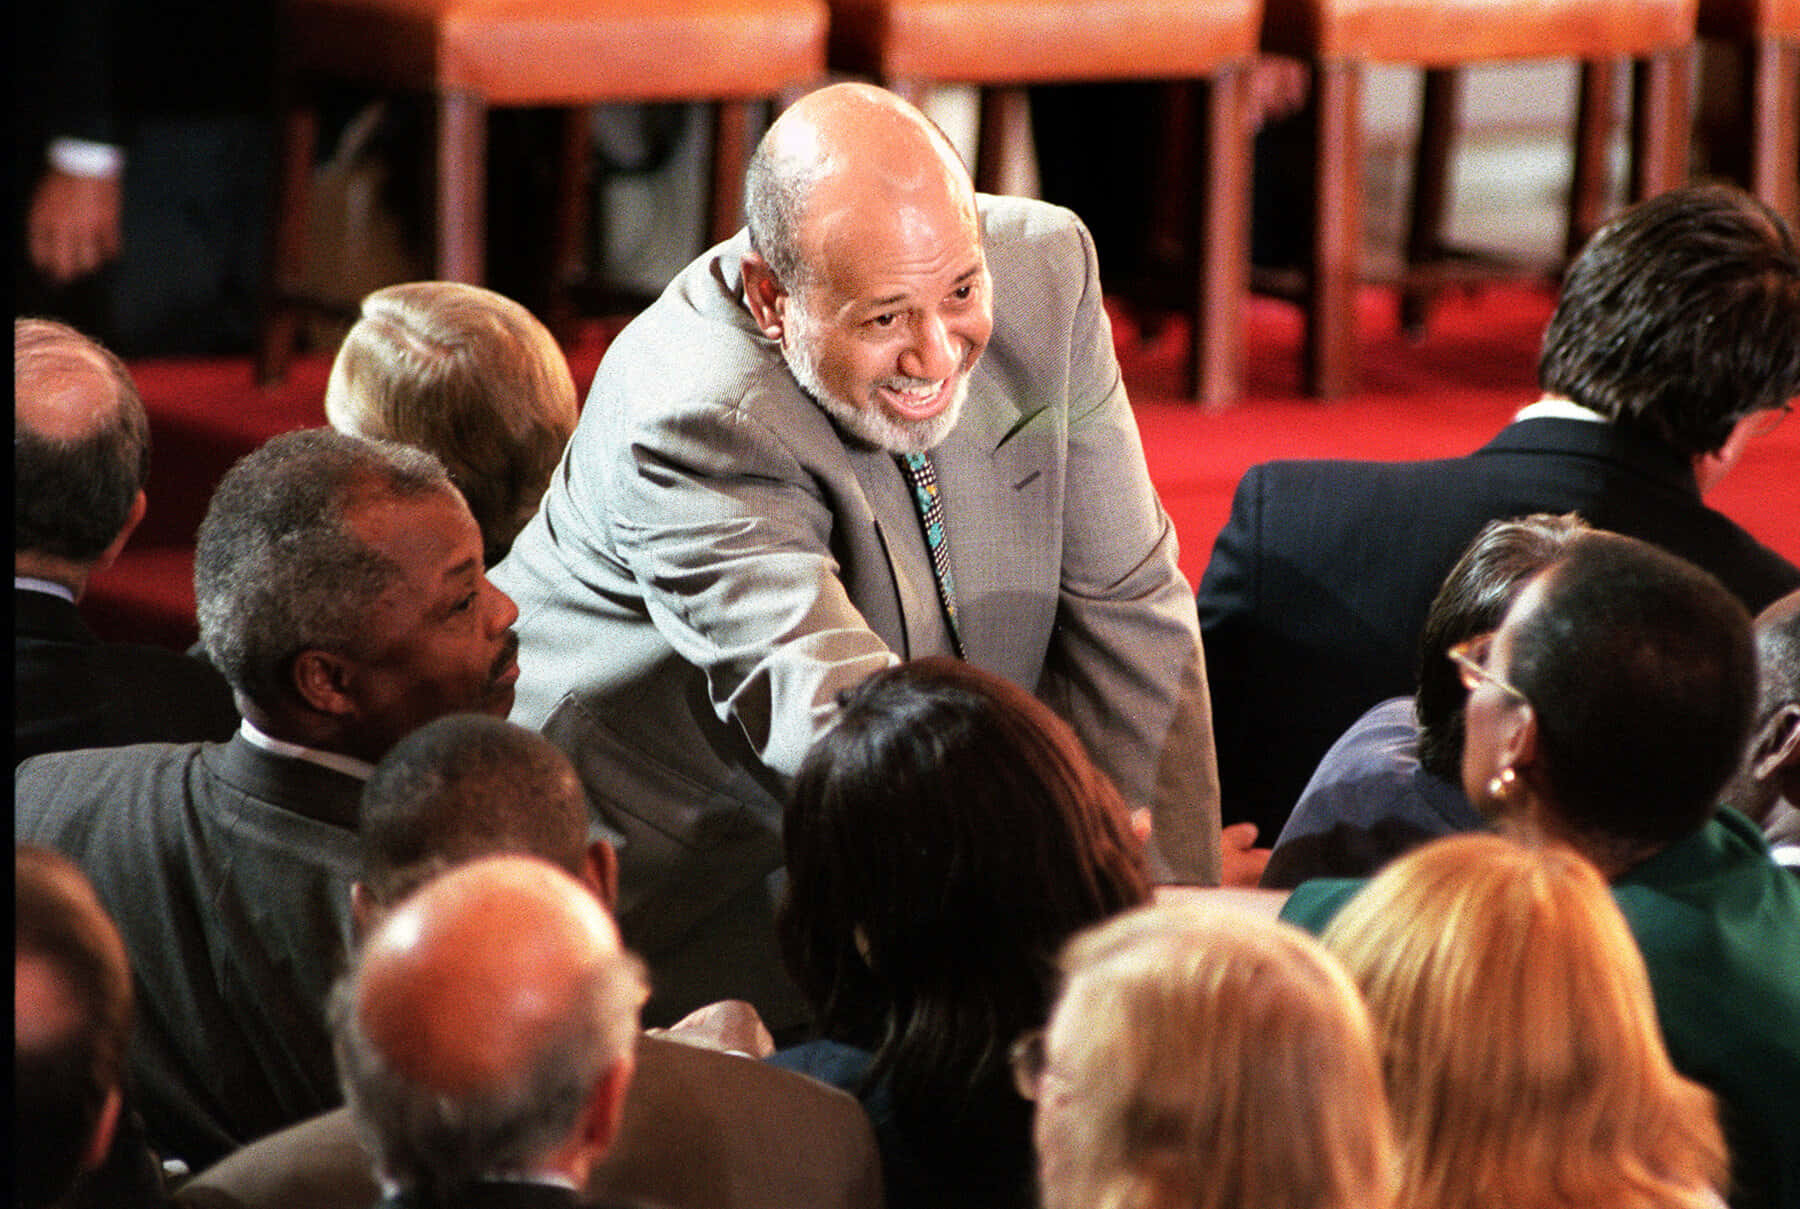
[258,0,828,382]
[823,0,1266,408]
[1261,0,1697,397]
[1698,0,1798,222]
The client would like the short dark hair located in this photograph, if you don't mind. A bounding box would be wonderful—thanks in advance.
[1415,513,1588,780]
[1503,533,1756,849]
[194,428,453,709]
[15,845,133,1209]
[1537,182,1800,456]
[14,318,152,562]
[359,713,591,906]
[779,658,1150,1154]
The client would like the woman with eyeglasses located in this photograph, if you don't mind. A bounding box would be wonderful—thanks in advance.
[772,657,1151,1209]
[1027,900,1397,1209]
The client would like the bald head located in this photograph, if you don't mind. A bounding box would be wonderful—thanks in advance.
[1721,589,1800,825]
[333,856,647,1192]
[745,83,975,293]
[15,318,150,569]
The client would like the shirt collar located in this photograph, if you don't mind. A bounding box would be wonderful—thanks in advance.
[237,717,376,781]
[15,576,76,603]
[1512,395,1607,424]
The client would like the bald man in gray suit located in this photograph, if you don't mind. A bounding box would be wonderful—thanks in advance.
[494,83,1221,1030]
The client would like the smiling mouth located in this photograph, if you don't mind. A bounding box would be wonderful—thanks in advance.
[880,378,951,421]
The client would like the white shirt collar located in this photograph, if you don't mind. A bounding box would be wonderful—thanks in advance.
[1513,395,1607,424]
[237,718,375,781]
[15,576,76,603]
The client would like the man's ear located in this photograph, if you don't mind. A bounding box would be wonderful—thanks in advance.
[584,838,620,915]
[740,252,788,342]
[1752,703,1800,781]
[1500,703,1546,801]
[291,648,360,719]
[92,490,148,575]
[582,1052,635,1158]
[350,882,378,943]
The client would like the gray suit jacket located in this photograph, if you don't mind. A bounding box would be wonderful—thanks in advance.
[15,733,363,1168]
[493,195,1219,1027]
[173,1034,885,1209]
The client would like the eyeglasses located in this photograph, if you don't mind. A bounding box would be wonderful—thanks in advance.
[1446,632,1528,703]
[1009,1030,1050,1101]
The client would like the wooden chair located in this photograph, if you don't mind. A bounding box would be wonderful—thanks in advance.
[259,0,828,382]
[824,0,1265,408]
[1698,0,1798,222]
[1262,0,1698,397]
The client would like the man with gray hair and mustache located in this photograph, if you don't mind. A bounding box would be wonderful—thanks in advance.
[494,82,1224,1036]
[16,428,521,1170]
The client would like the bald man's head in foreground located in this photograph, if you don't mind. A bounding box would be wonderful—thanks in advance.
[14,317,152,596]
[331,856,649,1197]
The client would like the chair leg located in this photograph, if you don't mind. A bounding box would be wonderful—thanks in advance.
[1307,61,1364,399]
[547,107,592,341]
[436,89,487,283]
[257,77,318,386]
[1750,38,1799,222]
[708,100,753,247]
[1400,67,1461,337]
[1630,45,1692,201]
[1193,65,1249,408]
[1566,59,1619,263]
[973,86,1031,196]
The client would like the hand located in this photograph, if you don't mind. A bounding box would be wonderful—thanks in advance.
[28,169,123,284]
[1219,821,1272,888]
[648,998,775,1058]
[1247,56,1310,132]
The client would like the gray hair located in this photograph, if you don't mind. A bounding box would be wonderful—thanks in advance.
[14,317,152,561]
[744,129,833,294]
[328,937,646,1191]
[194,428,453,709]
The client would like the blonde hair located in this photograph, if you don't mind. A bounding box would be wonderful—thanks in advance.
[1042,902,1397,1209]
[325,282,578,565]
[1322,834,1728,1209]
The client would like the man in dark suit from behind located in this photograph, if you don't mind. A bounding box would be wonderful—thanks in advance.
[15,429,522,1170]
[13,316,238,766]
[1198,182,1800,842]
[173,714,884,1209]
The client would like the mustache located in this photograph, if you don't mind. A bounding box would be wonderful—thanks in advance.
[490,630,520,683]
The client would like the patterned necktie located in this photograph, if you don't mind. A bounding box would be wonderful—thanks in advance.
[896,452,965,658]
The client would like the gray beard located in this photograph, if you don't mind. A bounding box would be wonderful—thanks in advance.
[782,317,967,455]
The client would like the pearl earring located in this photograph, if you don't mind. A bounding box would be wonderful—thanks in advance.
[1488,766,1518,800]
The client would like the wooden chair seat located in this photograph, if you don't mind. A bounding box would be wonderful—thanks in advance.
[260,0,828,381]
[827,0,1265,408]
[1262,0,1698,397]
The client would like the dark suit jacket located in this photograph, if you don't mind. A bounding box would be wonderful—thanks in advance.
[14,587,240,766]
[1196,417,1800,839]
[14,734,364,1169]
[173,1035,883,1209]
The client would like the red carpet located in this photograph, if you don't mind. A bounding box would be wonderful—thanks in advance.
[87,283,1800,650]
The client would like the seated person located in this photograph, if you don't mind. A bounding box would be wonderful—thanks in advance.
[1323,834,1728,1209]
[16,845,165,1209]
[1029,898,1397,1209]
[329,855,651,1209]
[1263,512,1586,887]
[772,657,1152,1209]
[16,429,520,1168]
[14,316,237,765]
[1719,590,1800,868]
[1283,532,1800,1209]
[1198,182,1800,841]
[325,281,579,567]
[173,713,882,1209]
